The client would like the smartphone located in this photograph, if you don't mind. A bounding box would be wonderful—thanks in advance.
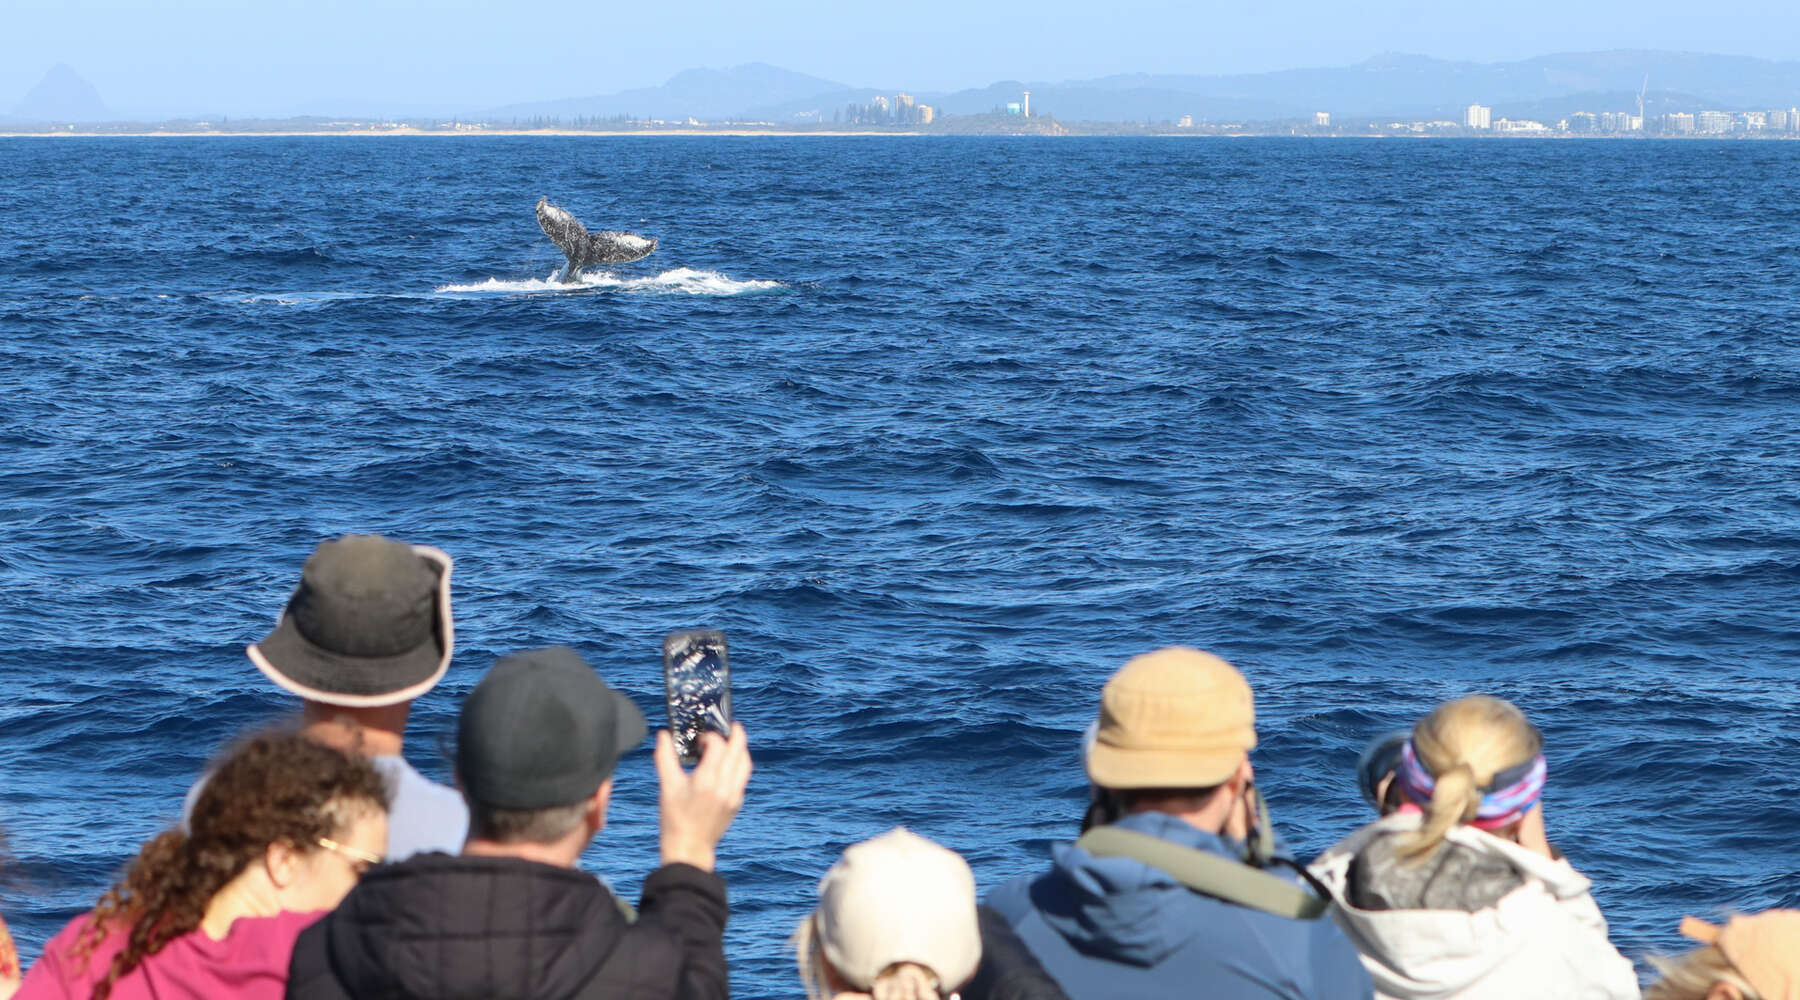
[662,629,732,767]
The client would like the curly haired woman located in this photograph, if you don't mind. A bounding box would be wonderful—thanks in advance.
[19,731,388,1000]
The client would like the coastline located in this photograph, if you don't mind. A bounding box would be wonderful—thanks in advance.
[0,128,930,138]
[4,128,1794,140]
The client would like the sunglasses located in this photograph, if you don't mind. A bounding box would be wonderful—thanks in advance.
[316,837,383,875]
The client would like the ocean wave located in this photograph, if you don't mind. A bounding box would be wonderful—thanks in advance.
[434,266,784,297]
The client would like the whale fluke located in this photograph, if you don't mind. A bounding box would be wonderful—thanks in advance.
[535,199,657,283]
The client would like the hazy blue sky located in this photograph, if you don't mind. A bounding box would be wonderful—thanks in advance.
[7,0,1800,116]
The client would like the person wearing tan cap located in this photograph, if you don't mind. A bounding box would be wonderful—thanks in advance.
[1647,911,1800,1000]
[986,647,1372,1000]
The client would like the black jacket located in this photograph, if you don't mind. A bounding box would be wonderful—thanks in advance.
[964,905,1072,1000]
[286,852,729,1000]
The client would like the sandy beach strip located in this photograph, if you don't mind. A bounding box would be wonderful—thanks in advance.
[0,128,931,138]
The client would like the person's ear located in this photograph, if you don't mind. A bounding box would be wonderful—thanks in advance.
[589,777,613,832]
[1705,982,1744,1000]
[1233,756,1255,794]
[264,840,303,890]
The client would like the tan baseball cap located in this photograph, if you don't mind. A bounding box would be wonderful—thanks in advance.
[815,828,982,992]
[1680,911,1800,1000]
[1086,646,1257,790]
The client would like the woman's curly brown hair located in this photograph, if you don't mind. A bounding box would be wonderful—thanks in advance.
[75,731,389,1000]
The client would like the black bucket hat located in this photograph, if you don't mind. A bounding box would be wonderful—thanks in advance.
[457,646,648,810]
[247,534,454,708]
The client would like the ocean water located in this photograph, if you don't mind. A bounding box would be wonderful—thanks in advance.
[3,135,1800,994]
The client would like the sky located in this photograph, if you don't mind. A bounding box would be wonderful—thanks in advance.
[7,0,1800,117]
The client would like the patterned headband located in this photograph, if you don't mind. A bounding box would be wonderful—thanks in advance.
[1395,738,1547,831]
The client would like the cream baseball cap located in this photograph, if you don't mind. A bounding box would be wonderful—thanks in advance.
[1086,646,1257,790]
[815,828,981,993]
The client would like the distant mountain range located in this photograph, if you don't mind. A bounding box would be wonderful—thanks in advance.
[481,51,1800,124]
[11,51,1800,125]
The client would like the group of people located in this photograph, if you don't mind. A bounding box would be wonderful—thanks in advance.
[2,533,1794,1000]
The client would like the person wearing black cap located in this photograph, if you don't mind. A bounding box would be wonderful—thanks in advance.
[284,646,753,1000]
[185,534,468,861]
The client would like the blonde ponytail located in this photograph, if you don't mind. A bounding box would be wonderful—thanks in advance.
[1400,761,1480,861]
[793,914,834,1000]
[871,964,943,1000]
[1397,696,1541,863]
[1645,944,1761,1000]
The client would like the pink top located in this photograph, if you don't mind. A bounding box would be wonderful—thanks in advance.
[18,909,324,1000]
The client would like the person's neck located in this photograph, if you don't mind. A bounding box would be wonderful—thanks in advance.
[198,867,282,941]
[1124,791,1235,838]
[300,701,410,758]
[462,831,591,868]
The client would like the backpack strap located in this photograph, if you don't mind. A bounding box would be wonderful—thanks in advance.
[1074,825,1330,920]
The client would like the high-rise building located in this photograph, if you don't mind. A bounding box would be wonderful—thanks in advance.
[1492,118,1549,134]
[1178,114,1193,128]
[1464,104,1491,129]
[1664,112,1695,133]
[918,105,935,125]
[896,93,916,123]
[1313,111,1331,127]
[1696,110,1734,133]
[1022,90,1031,118]
[1569,112,1597,133]
[1767,109,1791,130]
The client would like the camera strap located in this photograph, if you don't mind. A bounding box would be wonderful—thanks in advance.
[1074,823,1331,921]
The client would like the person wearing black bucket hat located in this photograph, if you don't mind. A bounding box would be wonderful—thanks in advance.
[285,646,753,1000]
[183,535,469,862]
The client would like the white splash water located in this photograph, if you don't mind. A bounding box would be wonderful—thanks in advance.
[435,267,782,297]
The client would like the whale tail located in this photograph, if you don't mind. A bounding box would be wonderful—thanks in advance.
[536,199,657,283]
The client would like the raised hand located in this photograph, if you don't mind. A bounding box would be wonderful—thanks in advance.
[654,723,752,872]
[1516,803,1556,860]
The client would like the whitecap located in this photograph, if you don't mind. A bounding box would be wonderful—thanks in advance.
[435,267,782,297]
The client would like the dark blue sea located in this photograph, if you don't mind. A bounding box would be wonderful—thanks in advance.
[4,136,1800,994]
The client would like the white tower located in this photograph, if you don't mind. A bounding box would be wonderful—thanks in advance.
[1023,90,1031,118]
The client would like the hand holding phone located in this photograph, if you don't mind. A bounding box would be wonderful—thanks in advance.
[654,723,752,872]
[663,629,733,768]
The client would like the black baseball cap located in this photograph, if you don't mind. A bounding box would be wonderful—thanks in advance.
[456,647,648,810]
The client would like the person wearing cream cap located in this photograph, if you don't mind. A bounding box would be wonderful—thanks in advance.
[795,828,983,1000]
[1647,910,1800,1000]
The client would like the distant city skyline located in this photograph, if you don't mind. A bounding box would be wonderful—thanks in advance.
[7,0,1800,118]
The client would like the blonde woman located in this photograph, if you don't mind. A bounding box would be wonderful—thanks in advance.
[1309,696,1638,1000]
[1646,911,1800,1000]
[795,829,982,1000]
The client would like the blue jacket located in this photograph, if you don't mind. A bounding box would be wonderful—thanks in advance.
[986,812,1373,1000]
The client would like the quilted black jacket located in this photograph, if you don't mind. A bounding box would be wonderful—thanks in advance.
[286,852,728,1000]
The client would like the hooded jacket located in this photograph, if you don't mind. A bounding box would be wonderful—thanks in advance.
[1307,813,1639,1000]
[285,852,728,1000]
[986,812,1372,1000]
